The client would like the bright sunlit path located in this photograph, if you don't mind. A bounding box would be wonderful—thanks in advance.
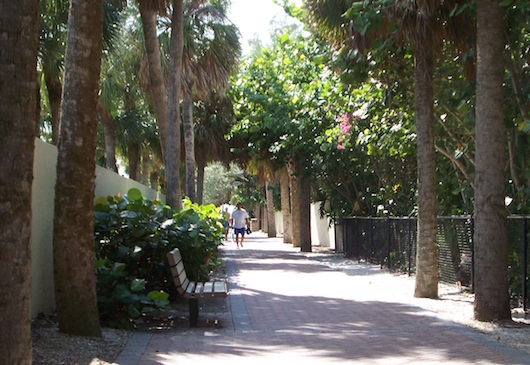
[228,0,302,55]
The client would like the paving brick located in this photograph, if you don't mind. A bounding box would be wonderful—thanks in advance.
[115,233,530,365]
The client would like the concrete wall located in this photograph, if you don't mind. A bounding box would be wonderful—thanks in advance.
[273,203,335,248]
[310,203,335,249]
[31,139,164,316]
[30,139,335,315]
[31,139,58,317]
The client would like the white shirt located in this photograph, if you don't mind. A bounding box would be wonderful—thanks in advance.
[231,209,248,229]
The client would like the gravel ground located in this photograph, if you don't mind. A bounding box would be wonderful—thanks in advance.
[32,249,530,364]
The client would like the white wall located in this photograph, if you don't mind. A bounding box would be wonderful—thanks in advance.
[31,139,57,316]
[31,139,164,316]
[310,203,335,249]
[273,203,335,248]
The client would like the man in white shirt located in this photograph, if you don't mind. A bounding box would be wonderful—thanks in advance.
[231,202,249,248]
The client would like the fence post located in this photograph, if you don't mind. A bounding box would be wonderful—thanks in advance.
[522,217,528,312]
[369,217,373,261]
[354,217,359,258]
[387,217,392,269]
[470,217,475,294]
[407,218,412,276]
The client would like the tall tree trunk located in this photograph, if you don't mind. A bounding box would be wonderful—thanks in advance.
[288,158,301,248]
[413,37,439,299]
[262,190,268,234]
[43,59,63,145]
[256,203,263,231]
[280,167,292,243]
[53,0,103,336]
[97,100,118,172]
[266,180,277,237]
[140,150,150,185]
[165,0,184,210]
[183,98,196,201]
[0,1,39,362]
[196,157,205,204]
[299,174,312,252]
[140,6,168,159]
[473,0,511,322]
[128,142,140,180]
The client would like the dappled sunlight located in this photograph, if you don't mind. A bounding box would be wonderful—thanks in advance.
[134,233,530,364]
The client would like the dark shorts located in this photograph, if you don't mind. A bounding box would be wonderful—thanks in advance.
[234,227,245,235]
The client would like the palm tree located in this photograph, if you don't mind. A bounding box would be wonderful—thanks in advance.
[166,0,184,209]
[138,0,170,158]
[39,0,69,145]
[0,2,40,362]
[279,166,293,243]
[305,0,473,297]
[179,0,241,201]
[286,155,312,250]
[39,0,125,146]
[52,0,103,336]
[194,91,236,203]
[265,179,277,237]
[473,0,511,322]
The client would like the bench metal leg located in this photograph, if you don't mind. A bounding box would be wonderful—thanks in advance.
[189,298,199,327]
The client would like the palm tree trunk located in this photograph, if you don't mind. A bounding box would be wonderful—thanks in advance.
[140,150,150,185]
[128,142,140,180]
[150,159,162,191]
[97,100,118,172]
[473,0,511,322]
[280,167,292,243]
[262,191,268,234]
[53,0,103,337]
[266,180,277,237]
[140,7,168,159]
[0,1,40,362]
[413,37,439,299]
[299,174,312,252]
[165,0,184,210]
[43,59,63,145]
[288,158,301,247]
[183,98,196,201]
[196,157,205,204]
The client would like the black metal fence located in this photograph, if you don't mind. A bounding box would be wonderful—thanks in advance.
[334,216,529,311]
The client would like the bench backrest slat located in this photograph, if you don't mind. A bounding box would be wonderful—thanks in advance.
[167,248,195,297]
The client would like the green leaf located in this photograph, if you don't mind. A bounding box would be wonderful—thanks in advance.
[127,305,141,318]
[127,188,143,201]
[94,196,108,206]
[130,278,146,292]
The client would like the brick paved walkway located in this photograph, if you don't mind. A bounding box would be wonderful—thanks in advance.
[115,233,530,365]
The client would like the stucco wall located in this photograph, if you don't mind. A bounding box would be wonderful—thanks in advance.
[31,139,57,317]
[31,139,164,316]
[273,204,335,248]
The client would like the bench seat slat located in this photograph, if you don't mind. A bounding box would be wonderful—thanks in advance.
[214,281,227,295]
[194,282,204,296]
[203,281,213,294]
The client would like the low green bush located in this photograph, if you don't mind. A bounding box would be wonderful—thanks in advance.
[94,188,224,328]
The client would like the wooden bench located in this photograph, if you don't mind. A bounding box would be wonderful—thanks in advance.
[166,248,228,327]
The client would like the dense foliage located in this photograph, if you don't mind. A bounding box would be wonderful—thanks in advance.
[93,188,224,328]
[37,1,530,219]
[231,32,418,218]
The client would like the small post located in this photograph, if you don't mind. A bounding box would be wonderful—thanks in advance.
[523,217,528,312]
[189,298,199,327]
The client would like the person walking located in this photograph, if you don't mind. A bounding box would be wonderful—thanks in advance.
[231,202,249,248]
[221,206,231,241]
